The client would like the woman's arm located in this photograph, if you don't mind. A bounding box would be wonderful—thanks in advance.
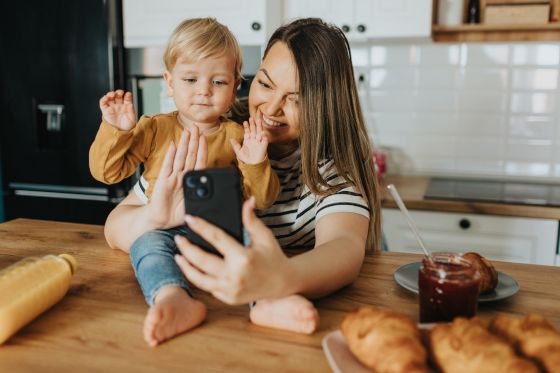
[174,201,369,304]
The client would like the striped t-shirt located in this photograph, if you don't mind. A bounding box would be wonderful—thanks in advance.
[258,149,370,250]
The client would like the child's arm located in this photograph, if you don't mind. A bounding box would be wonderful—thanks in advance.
[89,90,149,184]
[230,118,280,209]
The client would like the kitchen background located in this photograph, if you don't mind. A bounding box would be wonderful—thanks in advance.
[1,0,560,265]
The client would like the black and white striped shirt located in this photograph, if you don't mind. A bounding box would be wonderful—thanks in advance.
[257,149,370,250]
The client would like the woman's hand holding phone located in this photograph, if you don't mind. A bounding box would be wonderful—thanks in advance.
[174,198,292,305]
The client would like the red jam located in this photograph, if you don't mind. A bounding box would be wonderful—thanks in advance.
[418,253,480,323]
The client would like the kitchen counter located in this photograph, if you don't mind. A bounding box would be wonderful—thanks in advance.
[1,219,560,372]
[382,176,560,220]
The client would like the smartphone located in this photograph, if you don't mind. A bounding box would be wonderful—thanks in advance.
[182,168,244,256]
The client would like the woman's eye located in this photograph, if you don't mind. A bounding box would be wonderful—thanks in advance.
[258,80,272,89]
[288,95,299,103]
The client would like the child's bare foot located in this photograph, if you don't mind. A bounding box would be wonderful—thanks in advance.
[249,295,319,335]
[143,286,207,347]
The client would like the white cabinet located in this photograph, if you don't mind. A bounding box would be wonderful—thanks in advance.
[382,208,559,266]
[283,0,432,41]
[123,0,282,47]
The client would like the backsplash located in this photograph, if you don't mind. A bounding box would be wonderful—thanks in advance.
[353,42,560,181]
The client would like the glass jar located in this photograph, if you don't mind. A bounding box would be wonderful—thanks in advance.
[418,253,480,323]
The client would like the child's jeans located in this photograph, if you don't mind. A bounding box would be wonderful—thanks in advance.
[130,226,192,306]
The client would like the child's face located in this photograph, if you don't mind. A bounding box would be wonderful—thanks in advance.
[164,54,237,126]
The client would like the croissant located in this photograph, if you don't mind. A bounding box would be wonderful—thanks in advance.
[341,306,429,373]
[462,252,498,294]
[489,313,560,373]
[430,317,539,373]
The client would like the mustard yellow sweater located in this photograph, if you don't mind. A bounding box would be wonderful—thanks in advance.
[89,112,279,209]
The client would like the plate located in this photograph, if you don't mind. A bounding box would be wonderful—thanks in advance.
[393,262,519,302]
[322,329,437,373]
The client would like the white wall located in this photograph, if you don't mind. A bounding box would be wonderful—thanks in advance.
[353,42,560,181]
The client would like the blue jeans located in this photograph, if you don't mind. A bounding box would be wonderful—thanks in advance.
[130,226,192,306]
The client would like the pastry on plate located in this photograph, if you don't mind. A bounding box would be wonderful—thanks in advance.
[430,317,539,373]
[489,313,560,373]
[341,306,429,373]
[462,252,498,294]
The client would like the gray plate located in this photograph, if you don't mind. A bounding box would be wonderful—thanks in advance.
[393,262,519,302]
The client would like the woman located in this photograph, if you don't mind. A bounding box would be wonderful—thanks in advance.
[105,18,381,346]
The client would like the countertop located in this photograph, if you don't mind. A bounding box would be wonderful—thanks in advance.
[381,175,560,220]
[1,218,559,372]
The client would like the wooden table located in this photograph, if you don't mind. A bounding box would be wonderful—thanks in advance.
[1,219,559,372]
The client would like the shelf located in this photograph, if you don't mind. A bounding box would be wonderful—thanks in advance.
[432,22,560,42]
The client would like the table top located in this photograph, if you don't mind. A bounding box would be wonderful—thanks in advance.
[1,218,559,372]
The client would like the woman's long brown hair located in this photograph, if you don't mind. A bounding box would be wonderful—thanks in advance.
[264,18,381,252]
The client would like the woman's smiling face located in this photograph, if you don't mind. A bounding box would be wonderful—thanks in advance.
[248,42,300,145]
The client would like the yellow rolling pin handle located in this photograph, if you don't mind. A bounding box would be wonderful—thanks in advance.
[0,254,77,344]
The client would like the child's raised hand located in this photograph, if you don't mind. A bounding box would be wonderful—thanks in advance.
[99,90,136,131]
[230,117,269,165]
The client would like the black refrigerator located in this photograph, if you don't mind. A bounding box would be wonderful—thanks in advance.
[0,0,131,224]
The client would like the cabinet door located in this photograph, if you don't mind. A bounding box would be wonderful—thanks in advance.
[382,209,558,265]
[284,0,356,39]
[368,0,432,39]
[124,0,278,47]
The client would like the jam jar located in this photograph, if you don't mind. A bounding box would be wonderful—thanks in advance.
[418,253,480,323]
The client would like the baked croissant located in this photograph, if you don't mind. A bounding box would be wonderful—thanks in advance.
[430,317,539,373]
[462,252,498,294]
[489,313,560,373]
[341,306,429,373]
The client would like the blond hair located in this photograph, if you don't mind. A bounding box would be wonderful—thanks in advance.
[163,18,242,81]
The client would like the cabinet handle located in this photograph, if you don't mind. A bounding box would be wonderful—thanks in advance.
[357,24,367,33]
[341,24,351,33]
[459,218,471,230]
[251,22,261,31]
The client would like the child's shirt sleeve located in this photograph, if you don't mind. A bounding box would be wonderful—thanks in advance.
[237,157,280,209]
[88,116,155,184]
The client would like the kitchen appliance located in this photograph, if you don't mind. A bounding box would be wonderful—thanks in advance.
[424,178,560,207]
[0,0,130,224]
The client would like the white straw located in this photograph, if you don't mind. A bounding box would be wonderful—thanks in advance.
[386,184,432,259]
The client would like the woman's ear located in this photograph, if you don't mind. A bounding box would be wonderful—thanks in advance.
[163,70,174,97]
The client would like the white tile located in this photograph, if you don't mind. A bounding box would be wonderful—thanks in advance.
[464,44,510,66]
[512,44,560,66]
[457,91,508,112]
[350,47,369,67]
[454,159,504,174]
[510,92,557,114]
[415,90,458,112]
[506,139,554,162]
[415,113,458,134]
[369,91,417,112]
[505,161,551,177]
[367,112,416,133]
[457,114,506,136]
[413,158,458,174]
[370,45,418,66]
[369,68,416,89]
[511,69,559,91]
[417,44,461,66]
[509,116,556,140]
[456,137,505,159]
[417,67,458,89]
[407,135,457,157]
[457,68,508,90]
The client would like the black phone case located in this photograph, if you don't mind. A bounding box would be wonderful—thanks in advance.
[182,168,243,256]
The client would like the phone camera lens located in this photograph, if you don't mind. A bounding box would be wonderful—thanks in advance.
[186,176,197,188]
[196,187,209,198]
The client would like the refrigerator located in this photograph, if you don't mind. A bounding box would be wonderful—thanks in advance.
[0,0,131,224]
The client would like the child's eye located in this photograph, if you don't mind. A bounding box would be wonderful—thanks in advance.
[183,78,197,83]
[213,80,228,86]
[258,80,272,89]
